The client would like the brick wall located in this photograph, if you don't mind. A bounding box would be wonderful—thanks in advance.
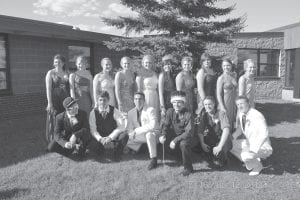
[206,35,285,99]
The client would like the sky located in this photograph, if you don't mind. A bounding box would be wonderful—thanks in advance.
[0,0,300,36]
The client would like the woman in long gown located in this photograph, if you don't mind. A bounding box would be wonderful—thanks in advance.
[69,56,94,114]
[93,58,116,107]
[158,54,176,117]
[196,53,218,113]
[115,56,135,113]
[136,55,159,113]
[176,56,196,113]
[45,54,69,142]
[239,59,256,108]
[216,58,238,130]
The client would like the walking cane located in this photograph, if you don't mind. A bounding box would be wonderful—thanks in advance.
[162,142,165,166]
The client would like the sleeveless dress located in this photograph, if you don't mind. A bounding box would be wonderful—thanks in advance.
[118,73,135,112]
[162,73,176,109]
[204,72,218,99]
[74,73,93,114]
[240,74,255,108]
[220,74,237,130]
[46,72,69,142]
[143,74,159,111]
[98,76,116,107]
[180,73,195,113]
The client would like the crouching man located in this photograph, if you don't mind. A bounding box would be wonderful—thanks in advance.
[160,91,194,176]
[126,92,159,170]
[47,97,91,158]
[195,96,232,168]
[89,91,128,161]
[231,96,273,176]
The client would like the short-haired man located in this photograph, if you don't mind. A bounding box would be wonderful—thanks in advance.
[89,91,128,161]
[231,96,273,176]
[195,96,232,168]
[160,91,194,176]
[47,97,91,158]
[126,92,159,170]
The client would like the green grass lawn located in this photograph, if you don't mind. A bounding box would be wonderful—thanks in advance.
[0,100,300,200]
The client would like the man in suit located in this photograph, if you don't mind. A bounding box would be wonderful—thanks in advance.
[89,91,128,161]
[126,92,159,170]
[195,96,232,168]
[47,97,91,158]
[160,91,194,176]
[231,95,273,176]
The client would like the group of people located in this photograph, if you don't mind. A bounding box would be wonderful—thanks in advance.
[45,53,273,177]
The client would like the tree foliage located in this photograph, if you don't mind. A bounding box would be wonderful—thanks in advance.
[102,0,244,69]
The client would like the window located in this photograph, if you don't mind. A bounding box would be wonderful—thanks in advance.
[0,34,10,94]
[285,49,295,88]
[237,49,280,77]
[68,46,91,72]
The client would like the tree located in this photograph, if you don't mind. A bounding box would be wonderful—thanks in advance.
[102,0,244,70]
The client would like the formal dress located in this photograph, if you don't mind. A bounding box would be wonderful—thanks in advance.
[231,108,272,171]
[203,72,218,99]
[162,73,176,110]
[126,106,159,158]
[219,74,237,130]
[239,74,255,108]
[46,72,70,143]
[178,72,195,113]
[118,74,135,112]
[143,74,159,112]
[74,73,92,114]
[98,77,116,107]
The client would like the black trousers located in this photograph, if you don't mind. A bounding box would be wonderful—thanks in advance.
[47,128,91,156]
[201,132,232,164]
[165,133,193,170]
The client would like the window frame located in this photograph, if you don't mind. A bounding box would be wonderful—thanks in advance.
[67,44,92,73]
[237,48,280,79]
[0,34,12,96]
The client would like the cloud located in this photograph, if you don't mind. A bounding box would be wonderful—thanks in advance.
[33,0,101,18]
[101,3,138,18]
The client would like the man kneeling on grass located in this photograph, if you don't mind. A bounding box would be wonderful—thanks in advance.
[47,97,92,158]
[126,92,159,170]
[195,96,232,168]
[160,91,194,176]
[89,91,128,161]
[231,95,273,176]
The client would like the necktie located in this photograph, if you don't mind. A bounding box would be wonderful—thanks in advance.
[242,114,247,130]
[101,111,107,119]
[137,110,142,126]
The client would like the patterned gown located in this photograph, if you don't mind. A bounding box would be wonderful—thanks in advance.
[179,72,195,113]
[162,73,176,110]
[46,72,69,142]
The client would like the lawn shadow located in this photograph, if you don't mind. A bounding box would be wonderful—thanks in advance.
[263,137,300,175]
[0,188,30,199]
[0,114,47,169]
[256,102,300,126]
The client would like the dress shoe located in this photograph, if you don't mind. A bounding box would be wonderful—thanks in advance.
[148,158,158,170]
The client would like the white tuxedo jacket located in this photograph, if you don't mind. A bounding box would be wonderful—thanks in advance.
[238,108,272,153]
[126,106,158,135]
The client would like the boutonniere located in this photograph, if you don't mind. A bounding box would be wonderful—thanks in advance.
[213,118,220,124]
[246,119,250,126]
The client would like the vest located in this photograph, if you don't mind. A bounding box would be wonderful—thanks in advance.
[94,105,117,137]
